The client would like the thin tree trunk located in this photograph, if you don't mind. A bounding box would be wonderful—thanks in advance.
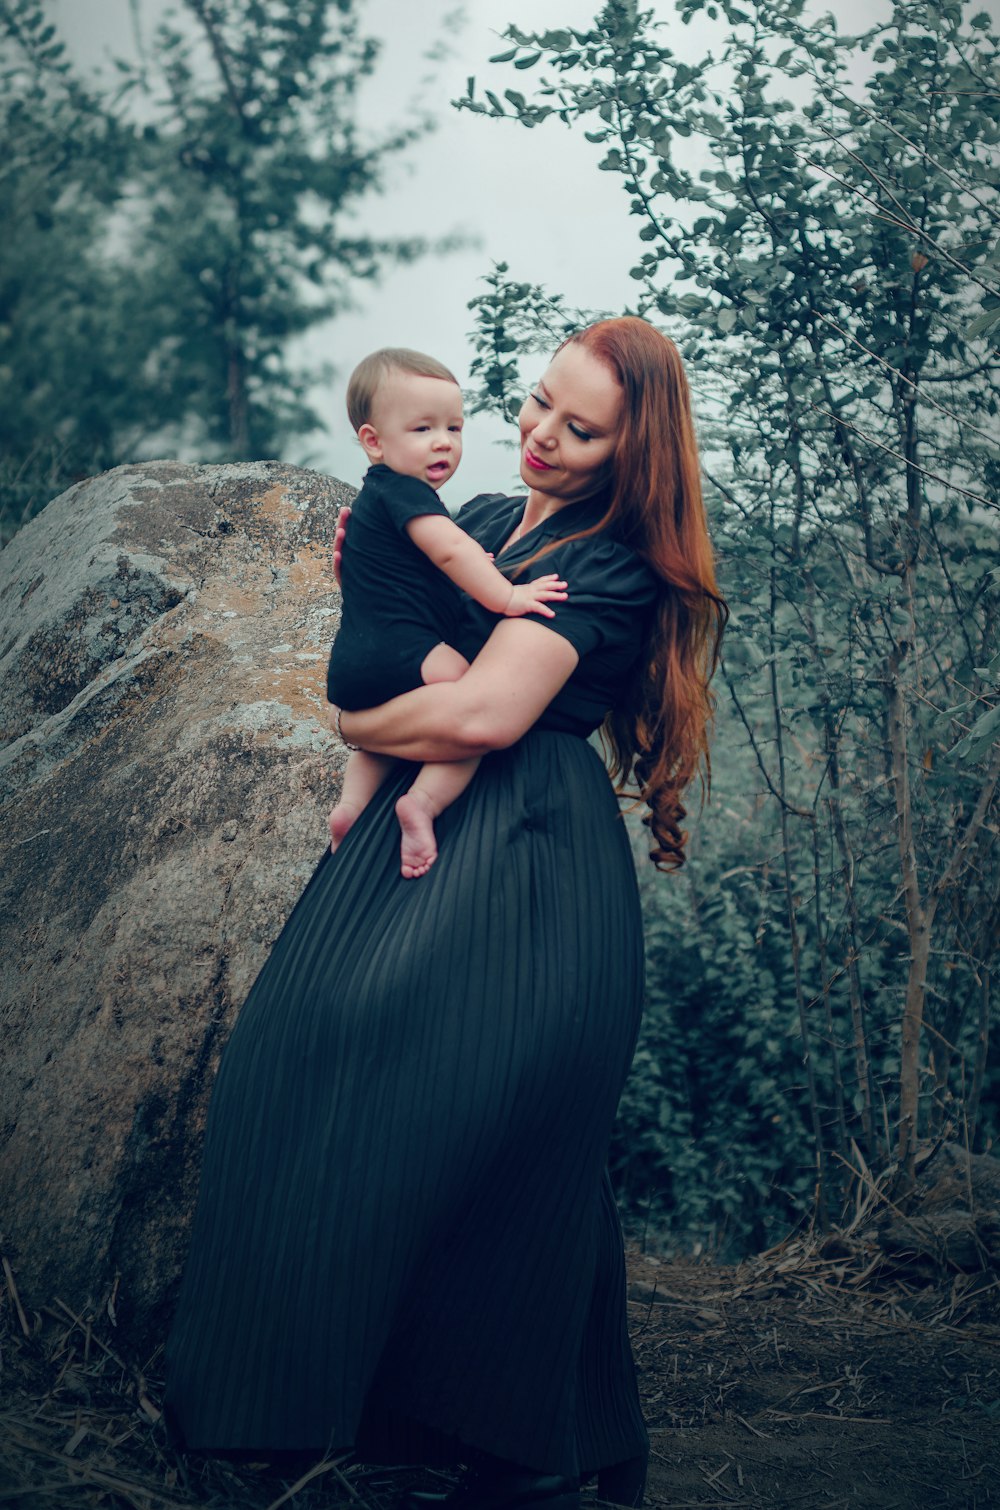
[227,342,250,458]
[769,546,827,1222]
[886,647,933,1186]
[811,813,850,1166]
[797,561,878,1161]
[823,719,879,1160]
[897,915,935,1183]
[225,262,250,458]
[968,968,991,1149]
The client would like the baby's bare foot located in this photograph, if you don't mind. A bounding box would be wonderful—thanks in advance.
[329,802,361,853]
[396,791,439,879]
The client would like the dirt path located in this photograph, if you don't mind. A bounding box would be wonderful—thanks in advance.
[2,1249,999,1508]
[630,1252,1000,1509]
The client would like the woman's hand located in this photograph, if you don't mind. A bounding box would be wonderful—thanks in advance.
[337,619,579,763]
[333,505,351,588]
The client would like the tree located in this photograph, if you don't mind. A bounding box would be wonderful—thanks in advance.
[120,0,433,459]
[0,0,436,540]
[0,0,146,540]
[462,0,1000,1228]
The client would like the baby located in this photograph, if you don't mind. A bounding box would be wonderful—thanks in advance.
[326,347,566,878]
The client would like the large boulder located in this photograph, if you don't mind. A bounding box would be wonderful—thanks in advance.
[0,461,354,1348]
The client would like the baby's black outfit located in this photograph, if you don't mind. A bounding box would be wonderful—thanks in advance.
[326,464,463,711]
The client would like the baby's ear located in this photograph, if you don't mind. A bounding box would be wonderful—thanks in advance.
[357,422,383,462]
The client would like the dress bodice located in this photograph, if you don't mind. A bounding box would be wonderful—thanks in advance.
[453,493,660,737]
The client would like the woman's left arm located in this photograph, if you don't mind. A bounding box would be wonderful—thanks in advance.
[332,619,579,762]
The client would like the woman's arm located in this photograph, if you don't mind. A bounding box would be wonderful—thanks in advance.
[332,619,580,762]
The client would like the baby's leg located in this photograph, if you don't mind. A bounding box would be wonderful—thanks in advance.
[393,642,474,877]
[396,757,480,880]
[420,641,470,684]
[329,748,395,853]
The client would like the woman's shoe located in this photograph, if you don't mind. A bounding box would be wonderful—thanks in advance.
[401,1465,580,1510]
[595,1451,648,1508]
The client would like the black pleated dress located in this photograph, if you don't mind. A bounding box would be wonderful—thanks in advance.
[163,493,659,1478]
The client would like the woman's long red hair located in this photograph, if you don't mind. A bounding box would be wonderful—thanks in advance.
[521,317,727,869]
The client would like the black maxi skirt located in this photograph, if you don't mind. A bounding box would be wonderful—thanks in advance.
[164,730,649,1477]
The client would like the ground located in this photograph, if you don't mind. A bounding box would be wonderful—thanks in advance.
[2,1240,998,1510]
[630,1246,1000,1508]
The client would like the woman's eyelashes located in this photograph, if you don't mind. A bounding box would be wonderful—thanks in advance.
[528,392,593,441]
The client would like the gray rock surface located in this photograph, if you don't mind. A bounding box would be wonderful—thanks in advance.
[0,461,354,1347]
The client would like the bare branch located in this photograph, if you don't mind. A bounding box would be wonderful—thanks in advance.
[184,0,247,123]
[816,110,1000,228]
[933,743,1000,901]
[720,659,812,819]
[811,406,996,510]
[793,148,1000,299]
[808,309,998,445]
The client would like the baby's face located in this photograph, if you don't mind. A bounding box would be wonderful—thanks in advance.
[360,371,464,490]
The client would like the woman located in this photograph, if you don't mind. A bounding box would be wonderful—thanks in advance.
[164,317,726,1510]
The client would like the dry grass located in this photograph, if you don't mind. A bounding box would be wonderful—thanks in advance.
[4,1177,1000,1510]
[622,1162,1000,1508]
[0,1269,418,1510]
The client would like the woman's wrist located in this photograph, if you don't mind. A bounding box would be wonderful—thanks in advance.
[333,705,361,751]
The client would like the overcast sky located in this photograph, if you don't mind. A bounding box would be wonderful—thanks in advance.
[50,0,884,503]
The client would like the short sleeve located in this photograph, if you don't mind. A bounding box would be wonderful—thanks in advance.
[521,534,659,661]
[372,467,451,533]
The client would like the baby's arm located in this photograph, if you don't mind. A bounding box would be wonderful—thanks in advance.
[405,514,567,619]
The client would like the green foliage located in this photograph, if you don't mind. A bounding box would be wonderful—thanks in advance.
[614,846,824,1256]
[467,265,597,421]
[118,0,431,460]
[0,0,145,537]
[0,0,434,540]
[466,0,1000,1247]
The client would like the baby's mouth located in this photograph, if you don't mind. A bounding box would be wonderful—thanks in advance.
[427,461,450,477]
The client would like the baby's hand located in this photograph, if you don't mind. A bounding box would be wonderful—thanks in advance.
[504,573,569,620]
[333,505,351,588]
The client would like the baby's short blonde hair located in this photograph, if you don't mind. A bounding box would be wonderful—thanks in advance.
[346,348,460,433]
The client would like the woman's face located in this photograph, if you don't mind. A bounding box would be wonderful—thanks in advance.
[517,342,622,505]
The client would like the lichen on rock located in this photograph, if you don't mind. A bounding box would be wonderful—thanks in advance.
[0,460,354,1346]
